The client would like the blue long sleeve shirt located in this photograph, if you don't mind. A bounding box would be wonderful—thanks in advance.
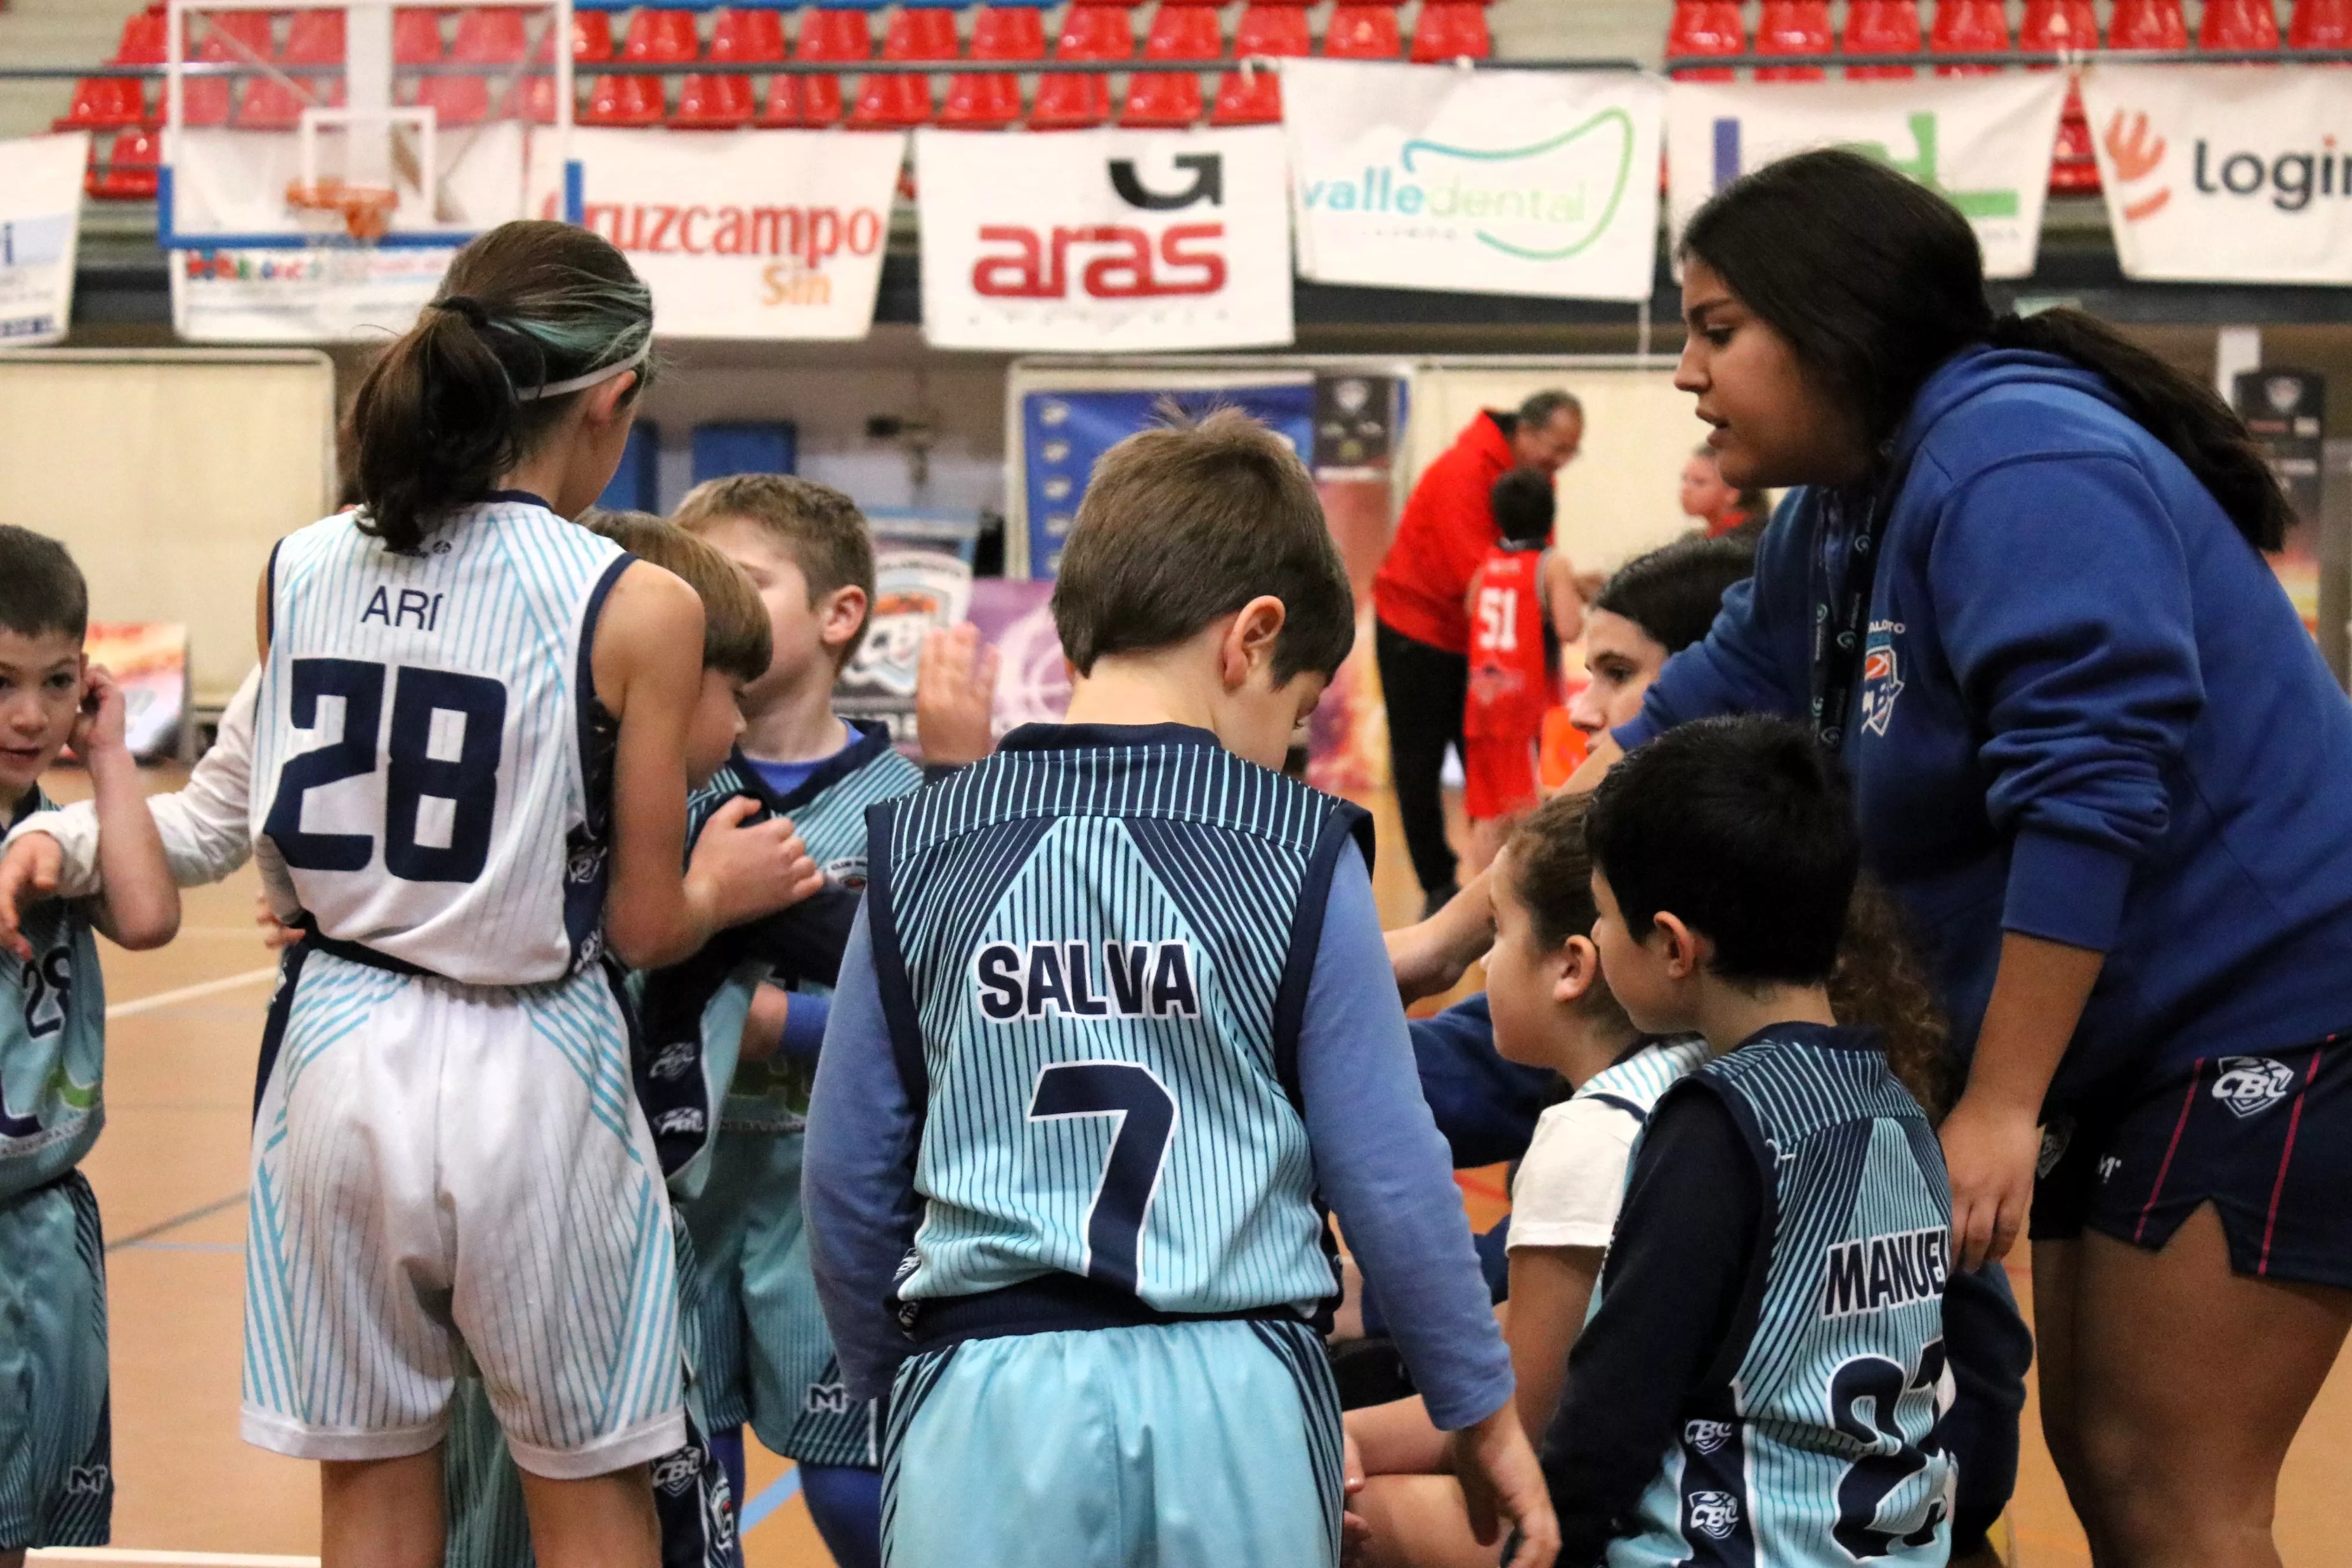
[1409,992,1554,1168]
[801,848,1517,1432]
[1619,346,2352,1104]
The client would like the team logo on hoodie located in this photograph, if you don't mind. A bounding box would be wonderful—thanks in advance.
[1859,620,1906,738]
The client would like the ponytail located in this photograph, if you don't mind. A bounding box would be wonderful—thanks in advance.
[348,220,653,553]
[1683,149,2291,555]
[1986,308,2289,553]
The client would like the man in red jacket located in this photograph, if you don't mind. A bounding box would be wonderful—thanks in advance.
[1373,390,1585,914]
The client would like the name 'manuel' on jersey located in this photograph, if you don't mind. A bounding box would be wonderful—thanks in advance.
[1820,1225,1951,1319]
[974,940,1200,1023]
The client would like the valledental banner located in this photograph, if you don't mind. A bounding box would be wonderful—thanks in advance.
[2082,64,2352,286]
[1283,60,1665,302]
[1666,73,2067,280]
[0,132,89,348]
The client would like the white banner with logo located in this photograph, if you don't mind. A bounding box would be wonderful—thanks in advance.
[916,126,1292,352]
[172,244,459,342]
[0,133,89,347]
[1284,60,1664,301]
[1666,74,2067,280]
[2082,64,2352,285]
[531,128,903,339]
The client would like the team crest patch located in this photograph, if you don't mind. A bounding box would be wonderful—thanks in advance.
[67,1464,109,1495]
[1687,1491,1741,1541]
[649,1448,702,1495]
[1684,1419,1734,1456]
[2212,1056,2297,1118]
[1858,620,1905,738]
[804,1378,854,1416]
[2037,1119,2073,1178]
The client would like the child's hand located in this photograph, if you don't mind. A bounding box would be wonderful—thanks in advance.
[687,796,825,929]
[255,893,303,952]
[916,623,1000,769]
[1386,870,1496,1004]
[1340,1428,1371,1567]
[0,832,64,961]
[1449,1404,1559,1568]
[69,665,129,763]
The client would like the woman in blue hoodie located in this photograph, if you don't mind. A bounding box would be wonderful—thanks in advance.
[1591,149,2352,1568]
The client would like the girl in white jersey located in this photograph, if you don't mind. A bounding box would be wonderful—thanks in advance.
[241,223,816,1568]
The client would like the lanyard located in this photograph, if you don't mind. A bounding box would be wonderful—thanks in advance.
[1805,463,1903,754]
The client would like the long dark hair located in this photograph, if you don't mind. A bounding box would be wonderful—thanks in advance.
[1592,533,1756,656]
[1681,149,2288,552]
[349,220,654,553]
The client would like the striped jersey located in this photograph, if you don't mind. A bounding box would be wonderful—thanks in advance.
[249,495,630,985]
[1613,1025,1954,1568]
[0,785,106,1199]
[1572,1034,1711,1136]
[869,724,1373,1314]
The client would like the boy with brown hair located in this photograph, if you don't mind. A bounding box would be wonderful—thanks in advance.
[670,474,924,1566]
[803,409,1557,1568]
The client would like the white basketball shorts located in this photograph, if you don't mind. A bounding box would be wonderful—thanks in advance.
[240,947,685,1478]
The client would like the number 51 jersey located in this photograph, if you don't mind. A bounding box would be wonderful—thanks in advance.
[250,498,630,985]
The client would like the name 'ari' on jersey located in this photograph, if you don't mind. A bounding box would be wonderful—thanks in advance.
[249,498,630,985]
[868,730,1373,1316]
[1,786,106,1200]
[1615,1025,1955,1568]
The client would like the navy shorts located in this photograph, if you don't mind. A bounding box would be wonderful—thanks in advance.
[2031,1037,2352,1289]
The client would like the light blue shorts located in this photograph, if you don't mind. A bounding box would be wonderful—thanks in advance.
[0,1171,111,1550]
[882,1318,1341,1568]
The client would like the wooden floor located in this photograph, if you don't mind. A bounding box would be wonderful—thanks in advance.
[39,770,2352,1566]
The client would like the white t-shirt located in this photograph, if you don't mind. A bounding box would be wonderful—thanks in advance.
[1507,1035,1711,1253]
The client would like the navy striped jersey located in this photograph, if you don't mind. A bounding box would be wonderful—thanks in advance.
[249,495,629,985]
[1614,1025,1954,1567]
[868,724,1373,1314]
[0,786,105,1199]
[1572,1035,1711,1131]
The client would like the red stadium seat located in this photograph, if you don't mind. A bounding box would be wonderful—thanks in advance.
[521,9,611,123]
[1122,0,1220,128]
[852,5,959,130]
[2109,0,2188,50]
[790,6,875,129]
[1755,0,1834,78]
[677,7,786,128]
[183,11,276,128]
[1929,0,2010,73]
[942,2,1042,126]
[90,126,162,200]
[2291,0,2352,47]
[55,6,163,131]
[239,9,346,130]
[1843,0,1920,76]
[587,7,699,128]
[2018,0,2099,191]
[1409,2,1491,62]
[1664,0,1745,80]
[1033,0,1135,132]
[1324,2,1402,58]
[1214,1,1311,124]
[394,8,445,63]
[2200,0,2281,50]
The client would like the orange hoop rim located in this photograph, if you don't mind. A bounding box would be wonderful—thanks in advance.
[285,177,399,244]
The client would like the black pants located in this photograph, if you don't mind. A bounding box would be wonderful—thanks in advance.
[1376,618,1468,897]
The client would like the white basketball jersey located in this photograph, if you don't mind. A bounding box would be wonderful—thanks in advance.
[250,496,631,985]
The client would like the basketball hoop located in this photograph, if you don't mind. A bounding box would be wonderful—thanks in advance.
[286,178,401,244]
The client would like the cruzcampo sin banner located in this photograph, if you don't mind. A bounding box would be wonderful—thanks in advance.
[2082,64,2352,286]
[1666,74,2067,280]
[1283,60,1665,302]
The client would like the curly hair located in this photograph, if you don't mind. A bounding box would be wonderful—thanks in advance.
[1828,874,1956,1123]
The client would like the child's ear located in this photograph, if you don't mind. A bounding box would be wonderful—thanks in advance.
[1651,911,1704,981]
[1219,596,1287,690]
[1551,934,1601,1005]
[821,584,869,654]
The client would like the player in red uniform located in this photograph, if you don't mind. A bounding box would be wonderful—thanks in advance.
[1462,469,1576,870]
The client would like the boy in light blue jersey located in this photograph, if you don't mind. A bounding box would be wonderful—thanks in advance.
[1549,716,1955,1567]
[670,475,925,1568]
[0,527,179,1566]
[803,410,1558,1568]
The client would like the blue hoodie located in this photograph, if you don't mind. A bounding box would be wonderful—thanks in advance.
[1619,345,2352,1108]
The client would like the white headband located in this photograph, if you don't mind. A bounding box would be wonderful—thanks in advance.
[518,342,650,402]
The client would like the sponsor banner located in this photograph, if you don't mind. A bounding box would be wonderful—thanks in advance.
[2083,64,2352,286]
[84,622,189,762]
[836,545,974,750]
[1285,61,1664,302]
[531,128,901,339]
[1667,74,2066,279]
[916,126,1292,352]
[172,243,458,342]
[0,132,89,347]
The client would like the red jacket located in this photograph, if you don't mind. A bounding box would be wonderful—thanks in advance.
[1373,411,1515,655]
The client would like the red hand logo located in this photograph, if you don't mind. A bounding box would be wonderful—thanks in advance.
[2102,110,2171,220]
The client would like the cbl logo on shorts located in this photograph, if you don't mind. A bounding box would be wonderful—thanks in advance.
[2212,1055,2297,1118]
[1684,1419,1734,1456]
[1687,1491,1742,1541]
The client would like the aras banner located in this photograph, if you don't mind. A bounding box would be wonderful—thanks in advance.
[534,128,902,339]
[1284,60,1664,302]
[1666,73,2067,279]
[916,126,1292,352]
[2082,64,2352,286]
[0,132,88,347]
